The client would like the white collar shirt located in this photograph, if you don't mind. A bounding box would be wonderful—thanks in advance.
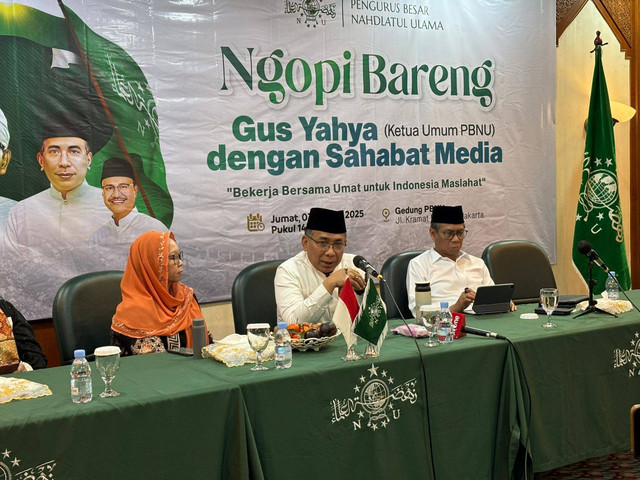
[275,251,361,325]
[91,208,167,247]
[406,248,494,316]
[2,182,106,253]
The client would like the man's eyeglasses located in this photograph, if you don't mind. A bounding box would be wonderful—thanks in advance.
[306,235,346,252]
[440,229,468,240]
[102,183,134,194]
[168,251,183,265]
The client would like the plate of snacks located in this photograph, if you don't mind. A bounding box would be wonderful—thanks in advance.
[284,321,340,352]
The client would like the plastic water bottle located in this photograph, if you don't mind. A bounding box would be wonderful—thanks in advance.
[437,302,453,344]
[274,322,292,369]
[606,271,619,300]
[70,349,92,403]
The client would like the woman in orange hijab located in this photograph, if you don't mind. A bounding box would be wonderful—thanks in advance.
[111,231,208,355]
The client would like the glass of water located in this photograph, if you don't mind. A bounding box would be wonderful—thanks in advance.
[420,305,440,347]
[540,288,559,329]
[94,346,121,397]
[247,323,271,371]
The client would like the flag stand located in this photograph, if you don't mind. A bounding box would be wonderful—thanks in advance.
[573,259,617,318]
[342,345,361,362]
[362,344,379,358]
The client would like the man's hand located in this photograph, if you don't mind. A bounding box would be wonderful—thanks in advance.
[451,288,475,313]
[510,301,517,312]
[345,267,366,293]
[323,268,349,294]
[323,267,366,294]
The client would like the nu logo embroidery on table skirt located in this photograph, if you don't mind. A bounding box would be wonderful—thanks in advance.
[0,447,56,480]
[613,331,640,377]
[329,363,417,431]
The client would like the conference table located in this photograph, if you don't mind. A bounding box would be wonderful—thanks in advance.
[3,294,640,480]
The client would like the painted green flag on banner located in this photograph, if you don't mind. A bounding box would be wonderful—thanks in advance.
[0,2,173,227]
[572,45,630,294]
[354,278,388,346]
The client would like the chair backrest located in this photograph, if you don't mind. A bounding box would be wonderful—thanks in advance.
[380,251,424,319]
[231,260,283,334]
[52,270,124,365]
[481,240,556,304]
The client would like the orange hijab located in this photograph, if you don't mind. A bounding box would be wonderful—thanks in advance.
[111,231,204,348]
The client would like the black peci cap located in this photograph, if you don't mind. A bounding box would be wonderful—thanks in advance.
[306,207,346,234]
[431,205,464,224]
[101,157,135,181]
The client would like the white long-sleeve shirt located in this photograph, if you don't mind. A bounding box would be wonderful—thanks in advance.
[0,182,107,319]
[406,249,494,316]
[275,251,362,325]
[90,208,168,270]
[2,182,106,253]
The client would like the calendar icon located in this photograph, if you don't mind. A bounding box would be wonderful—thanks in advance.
[247,213,265,232]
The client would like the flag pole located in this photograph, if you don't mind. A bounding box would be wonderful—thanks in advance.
[56,0,157,219]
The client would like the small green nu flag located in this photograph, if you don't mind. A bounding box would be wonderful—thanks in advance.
[354,278,388,346]
[572,45,630,294]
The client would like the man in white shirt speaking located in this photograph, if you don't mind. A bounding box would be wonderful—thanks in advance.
[275,207,366,325]
[406,205,494,315]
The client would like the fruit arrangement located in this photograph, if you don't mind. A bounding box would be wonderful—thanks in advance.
[284,321,338,340]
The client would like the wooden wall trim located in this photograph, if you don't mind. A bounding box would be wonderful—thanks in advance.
[630,1,640,288]
[557,0,590,42]
[557,0,632,58]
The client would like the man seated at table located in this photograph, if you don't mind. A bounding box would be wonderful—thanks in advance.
[406,205,499,315]
[275,207,366,325]
[0,295,47,372]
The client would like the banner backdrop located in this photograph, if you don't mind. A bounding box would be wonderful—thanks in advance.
[0,0,555,320]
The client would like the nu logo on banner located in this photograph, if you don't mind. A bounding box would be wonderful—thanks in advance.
[284,0,337,27]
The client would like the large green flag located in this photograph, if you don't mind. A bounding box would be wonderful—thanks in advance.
[0,2,173,226]
[572,45,630,294]
[354,278,388,346]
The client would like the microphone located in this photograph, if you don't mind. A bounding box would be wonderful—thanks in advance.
[353,255,383,280]
[577,240,610,273]
[462,325,506,340]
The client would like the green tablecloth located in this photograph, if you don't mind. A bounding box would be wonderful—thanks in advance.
[3,293,639,479]
[465,291,640,472]
[205,333,521,480]
[0,353,262,480]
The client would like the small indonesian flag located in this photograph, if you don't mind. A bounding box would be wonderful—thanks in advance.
[332,279,359,348]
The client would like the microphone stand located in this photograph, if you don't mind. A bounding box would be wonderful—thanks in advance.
[573,258,617,318]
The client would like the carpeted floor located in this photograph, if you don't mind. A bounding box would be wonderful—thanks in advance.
[535,451,640,479]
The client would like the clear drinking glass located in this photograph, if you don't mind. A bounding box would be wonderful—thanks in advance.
[247,323,271,371]
[540,288,559,329]
[94,346,121,397]
[420,305,440,347]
